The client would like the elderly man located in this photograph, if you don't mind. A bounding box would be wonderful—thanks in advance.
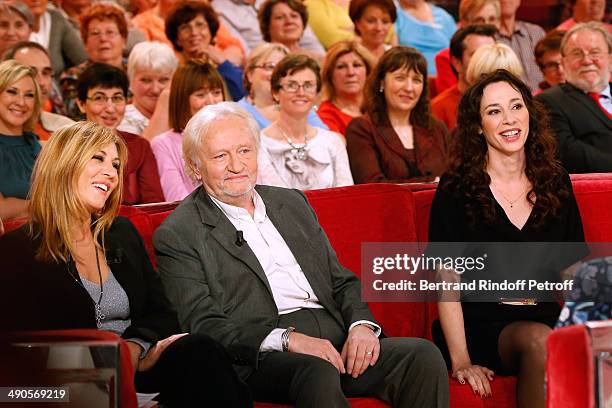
[153,102,449,408]
[537,22,612,173]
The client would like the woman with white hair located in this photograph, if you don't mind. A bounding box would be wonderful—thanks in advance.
[117,41,178,140]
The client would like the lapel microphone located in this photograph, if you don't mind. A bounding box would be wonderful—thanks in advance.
[235,231,245,247]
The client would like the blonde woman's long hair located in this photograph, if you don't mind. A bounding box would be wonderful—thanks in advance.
[28,121,127,263]
[0,59,41,132]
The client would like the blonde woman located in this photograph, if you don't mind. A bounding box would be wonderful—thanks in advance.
[0,121,252,407]
[0,59,41,221]
[318,40,375,136]
[238,42,328,130]
[465,43,524,86]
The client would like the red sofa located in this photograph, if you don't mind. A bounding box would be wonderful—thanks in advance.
[6,175,612,407]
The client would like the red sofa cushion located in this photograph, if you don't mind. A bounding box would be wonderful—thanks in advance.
[546,325,594,408]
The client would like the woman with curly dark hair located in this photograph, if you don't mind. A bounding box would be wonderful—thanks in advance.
[345,46,449,184]
[428,69,586,407]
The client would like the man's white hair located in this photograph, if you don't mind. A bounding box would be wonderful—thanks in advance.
[182,102,261,181]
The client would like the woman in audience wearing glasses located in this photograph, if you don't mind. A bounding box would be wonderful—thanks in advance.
[0,121,252,408]
[534,30,566,95]
[428,70,586,406]
[165,1,244,101]
[151,59,227,202]
[0,60,41,221]
[76,62,164,205]
[61,2,130,121]
[345,47,449,184]
[239,42,328,131]
[258,54,353,190]
[318,40,375,136]
[117,41,178,140]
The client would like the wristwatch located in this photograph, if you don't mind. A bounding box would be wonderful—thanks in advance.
[281,326,295,352]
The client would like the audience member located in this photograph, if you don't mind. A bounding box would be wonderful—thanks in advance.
[5,42,73,141]
[259,54,353,190]
[257,0,324,59]
[348,0,397,61]
[22,0,87,78]
[0,59,40,220]
[557,0,611,34]
[431,24,497,131]
[212,0,325,55]
[346,47,449,184]
[534,30,566,94]
[166,1,245,101]
[465,43,524,86]
[151,59,227,201]
[318,40,375,135]
[118,41,178,139]
[76,62,164,205]
[0,121,253,408]
[129,0,158,16]
[239,42,328,130]
[537,22,612,173]
[0,2,33,57]
[132,0,245,66]
[305,0,354,49]
[61,2,130,121]
[496,0,545,92]
[395,0,456,76]
[429,69,585,407]
[154,101,449,408]
[434,0,501,92]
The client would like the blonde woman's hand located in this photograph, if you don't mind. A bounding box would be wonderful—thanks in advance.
[138,333,189,372]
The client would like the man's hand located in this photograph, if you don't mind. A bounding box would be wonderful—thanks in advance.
[138,333,189,372]
[341,325,380,378]
[288,332,346,374]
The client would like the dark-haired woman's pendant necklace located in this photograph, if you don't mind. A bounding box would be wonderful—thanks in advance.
[279,125,310,160]
[491,184,529,208]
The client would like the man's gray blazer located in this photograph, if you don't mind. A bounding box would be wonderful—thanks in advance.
[153,185,377,378]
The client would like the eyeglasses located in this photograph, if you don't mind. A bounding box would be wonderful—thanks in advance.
[541,61,562,71]
[254,62,277,72]
[88,29,120,39]
[178,19,209,35]
[565,48,608,62]
[87,94,126,105]
[279,81,317,94]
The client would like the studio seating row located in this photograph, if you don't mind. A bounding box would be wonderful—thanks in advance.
[5,174,612,407]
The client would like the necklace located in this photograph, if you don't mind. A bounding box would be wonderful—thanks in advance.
[68,247,105,326]
[277,124,310,160]
[490,183,530,208]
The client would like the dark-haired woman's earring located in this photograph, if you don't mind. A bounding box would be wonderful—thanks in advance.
[379,86,384,93]
[274,100,280,110]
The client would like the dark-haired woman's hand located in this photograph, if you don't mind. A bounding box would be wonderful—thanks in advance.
[452,362,494,398]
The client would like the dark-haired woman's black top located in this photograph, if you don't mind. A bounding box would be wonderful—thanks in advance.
[428,172,587,371]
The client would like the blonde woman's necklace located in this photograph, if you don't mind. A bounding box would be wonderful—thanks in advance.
[278,124,310,160]
[68,248,105,326]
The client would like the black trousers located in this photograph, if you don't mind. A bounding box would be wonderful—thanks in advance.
[135,333,252,407]
[246,309,449,408]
